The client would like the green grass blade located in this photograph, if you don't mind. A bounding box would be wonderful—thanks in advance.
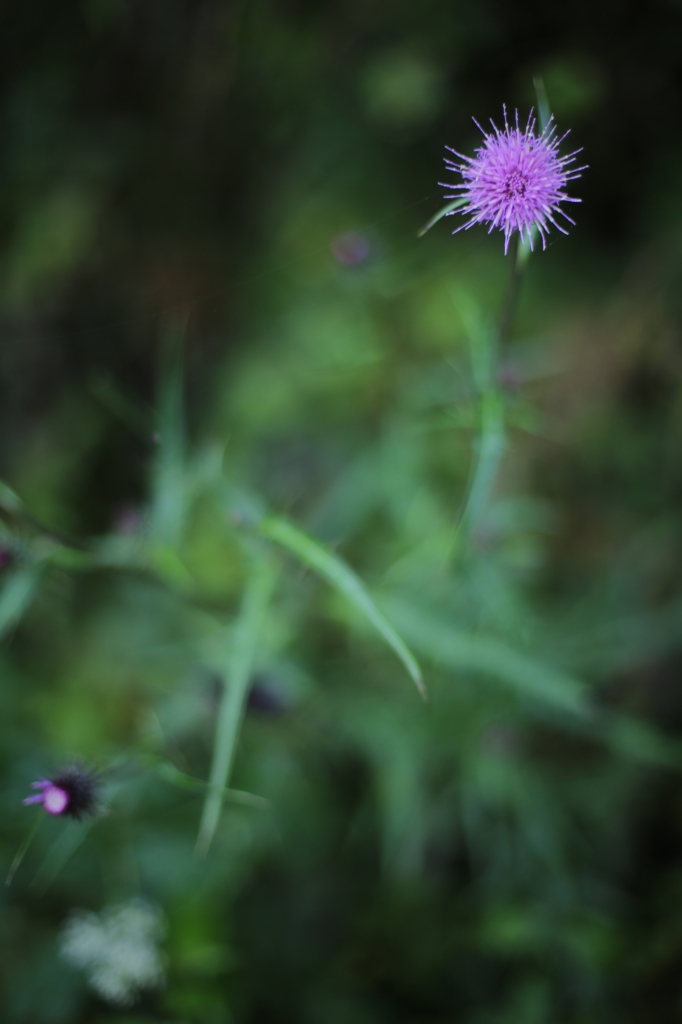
[196,553,277,856]
[153,758,268,808]
[260,516,425,699]
[150,320,187,546]
[383,598,682,769]
[384,598,588,716]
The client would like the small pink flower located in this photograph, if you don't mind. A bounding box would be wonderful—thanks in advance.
[440,107,586,253]
[24,764,100,820]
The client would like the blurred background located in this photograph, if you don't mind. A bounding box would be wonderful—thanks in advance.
[2,1,682,1021]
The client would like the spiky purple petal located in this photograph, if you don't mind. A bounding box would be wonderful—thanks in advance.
[441,107,586,253]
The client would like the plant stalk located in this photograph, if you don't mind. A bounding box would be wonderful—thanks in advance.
[497,231,523,347]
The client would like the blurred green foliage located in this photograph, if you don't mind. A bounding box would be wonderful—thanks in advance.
[3,1,682,1022]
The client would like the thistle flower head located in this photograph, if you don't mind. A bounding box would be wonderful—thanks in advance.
[440,107,586,253]
[24,763,100,820]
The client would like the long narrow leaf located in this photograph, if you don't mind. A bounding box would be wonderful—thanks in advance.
[384,598,588,715]
[259,516,425,699]
[383,598,682,769]
[196,553,276,855]
[150,320,187,546]
[153,758,268,808]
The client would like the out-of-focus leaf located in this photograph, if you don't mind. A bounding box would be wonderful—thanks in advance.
[0,564,43,641]
[220,480,267,529]
[447,290,506,545]
[455,389,505,540]
[196,552,277,856]
[40,542,100,571]
[6,187,98,304]
[89,376,154,439]
[0,479,24,516]
[384,598,588,715]
[385,598,682,769]
[260,516,425,699]
[154,759,268,808]
[604,714,682,770]
[150,321,187,546]
[146,542,195,591]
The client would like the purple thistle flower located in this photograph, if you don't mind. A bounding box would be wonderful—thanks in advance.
[24,764,100,820]
[440,107,586,253]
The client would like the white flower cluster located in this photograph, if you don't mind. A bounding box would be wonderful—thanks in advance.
[59,898,166,1006]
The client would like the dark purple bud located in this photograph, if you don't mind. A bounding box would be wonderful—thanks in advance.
[24,764,100,820]
[331,231,371,267]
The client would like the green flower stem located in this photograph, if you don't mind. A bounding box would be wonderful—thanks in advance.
[196,550,277,856]
[497,231,523,346]
[452,237,528,549]
[457,388,506,538]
